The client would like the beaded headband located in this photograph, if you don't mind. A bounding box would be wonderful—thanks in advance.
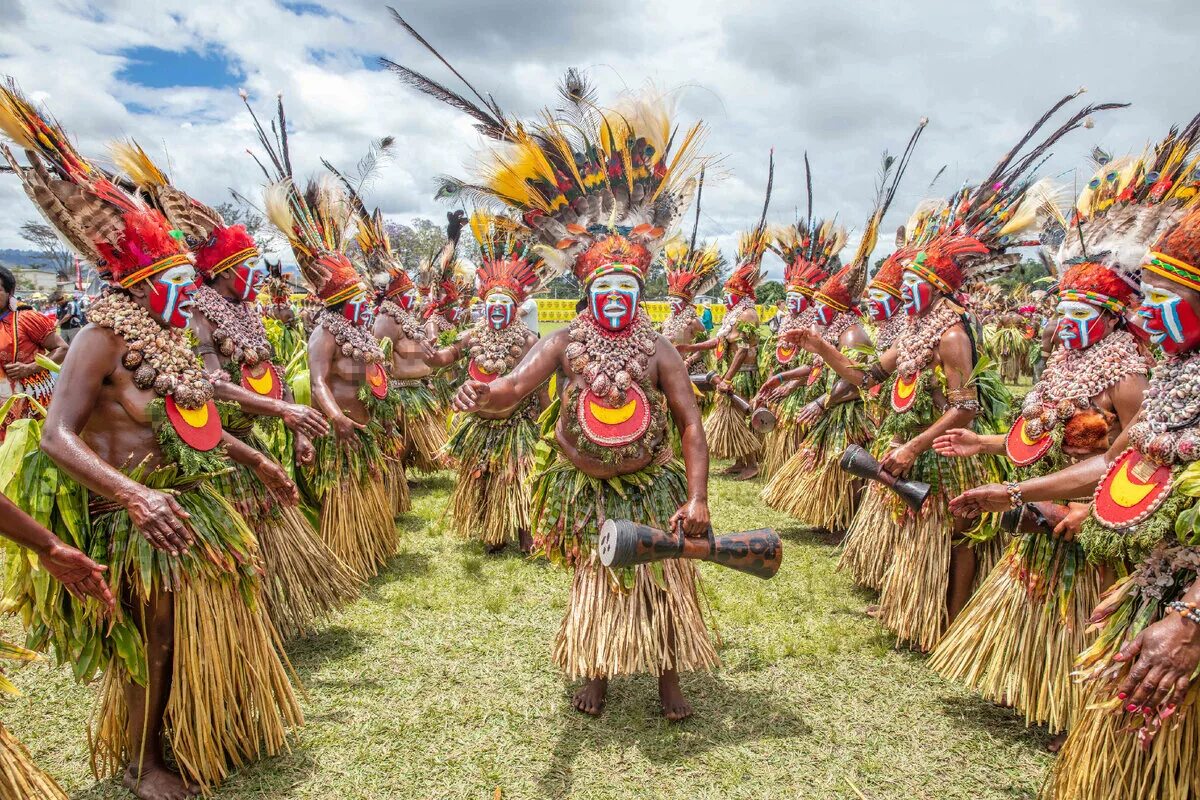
[1057,288,1126,314]
[1145,252,1200,293]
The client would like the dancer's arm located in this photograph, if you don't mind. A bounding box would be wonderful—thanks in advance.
[424,332,470,368]
[223,433,299,505]
[0,494,113,610]
[40,327,194,554]
[660,338,710,537]
[1115,573,1200,712]
[454,329,566,414]
[308,329,364,445]
[785,327,899,389]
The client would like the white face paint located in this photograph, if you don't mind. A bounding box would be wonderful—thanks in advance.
[1054,299,1104,349]
[149,264,199,328]
[485,291,516,330]
[785,291,807,315]
[900,270,933,315]
[669,297,687,314]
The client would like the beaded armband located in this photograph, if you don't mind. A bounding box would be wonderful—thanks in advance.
[863,362,888,388]
[947,387,980,411]
[1004,480,1023,510]
[1168,601,1200,626]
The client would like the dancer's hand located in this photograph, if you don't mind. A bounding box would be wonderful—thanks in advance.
[948,483,1010,518]
[782,327,822,354]
[756,375,781,403]
[796,400,824,427]
[331,413,366,447]
[281,402,329,439]
[294,432,315,466]
[671,498,711,538]
[1051,502,1091,541]
[254,456,299,506]
[454,380,490,412]
[933,428,982,458]
[879,443,917,476]
[1114,612,1200,714]
[38,542,114,612]
[715,378,733,395]
[124,489,193,555]
[3,361,39,381]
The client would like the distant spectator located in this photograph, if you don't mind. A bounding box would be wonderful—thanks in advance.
[700,303,714,332]
[520,297,539,336]
[56,292,85,342]
[0,266,68,434]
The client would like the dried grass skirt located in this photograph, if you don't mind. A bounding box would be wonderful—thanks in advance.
[0,722,67,800]
[837,483,903,591]
[392,380,449,474]
[703,394,761,461]
[928,532,1103,733]
[313,436,397,580]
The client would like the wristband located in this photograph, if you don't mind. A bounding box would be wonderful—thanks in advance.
[1004,480,1023,510]
[1168,601,1200,626]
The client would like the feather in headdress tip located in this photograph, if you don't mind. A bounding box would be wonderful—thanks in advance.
[238,88,248,100]
[1084,116,1095,129]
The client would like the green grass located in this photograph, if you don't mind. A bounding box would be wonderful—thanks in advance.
[5,468,1053,799]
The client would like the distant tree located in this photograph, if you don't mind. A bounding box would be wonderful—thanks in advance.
[385,216,481,279]
[994,258,1052,293]
[19,220,73,280]
[757,280,785,306]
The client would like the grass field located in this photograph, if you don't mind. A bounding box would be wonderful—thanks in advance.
[6,467,1054,799]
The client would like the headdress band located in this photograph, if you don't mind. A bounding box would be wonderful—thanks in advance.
[117,253,193,288]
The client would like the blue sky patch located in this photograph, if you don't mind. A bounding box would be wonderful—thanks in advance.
[117,46,240,89]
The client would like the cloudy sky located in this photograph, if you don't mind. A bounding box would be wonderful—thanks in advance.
[0,0,1197,279]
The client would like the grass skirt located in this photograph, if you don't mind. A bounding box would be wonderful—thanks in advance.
[311,432,397,580]
[1044,542,1200,799]
[703,393,760,461]
[928,532,1103,733]
[444,401,538,547]
[761,391,810,480]
[762,399,869,530]
[85,483,303,791]
[213,462,360,640]
[875,450,991,651]
[0,722,67,799]
[837,483,902,591]
[392,380,448,474]
[531,457,719,679]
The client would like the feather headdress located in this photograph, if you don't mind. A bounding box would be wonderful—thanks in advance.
[816,119,928,312]
[470,212,545,304]
[724,150,775,299]
[1058,114,1200,309]
[0,80,189,287]
[910,89,1128,294]
[871,198,948,297]
[111,140,259,282]
[664,171,723,300]
[243,92,365,306]
[384,15,708,289]
[772,154,846,296]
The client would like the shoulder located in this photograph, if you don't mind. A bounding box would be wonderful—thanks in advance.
[842,322,871,348]
[67,323,122,361]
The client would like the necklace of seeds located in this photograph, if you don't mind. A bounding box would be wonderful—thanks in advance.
[316,308,385,364]
[821,311,857,347]
[468,319,530,375]
[88,292,214,409]
[715,298,757,341]
[192,285,272,368]
[1020,330,1147,440]
[777,307,816,339]
[662,305,700,341]
[1127,351,1200,465]
[565,310,658,405]
[427,314,455,336]
[378,299,427,342]
[875,314,906,350]
[894,300,962,377]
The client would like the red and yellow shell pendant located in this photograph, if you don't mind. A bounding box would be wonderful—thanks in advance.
[468,359,500,384]
[890,372,919,413]
[1004,415,1054,467]
[240,362,283,400]
[1093,448,1173,530]
[165,395,223,452]
[775,341,797,365]
[577,384,651,447]
[365,362,389,399]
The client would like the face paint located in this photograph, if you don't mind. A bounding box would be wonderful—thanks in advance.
[815,303,836,325]
[342,289,372,327]
[231,258,267,303]
[785,291,808,315]
[589,272,640,332]
[485,291,515,330]
[1054,299,1106,350]
[866,288,900,321]
[447,306,464,324]
[668,296,687,315]
[724,292,741,310]
[148,265,198,328]
[1138,280,1200,354]
[397,288,419,312]
[901,270,934,316]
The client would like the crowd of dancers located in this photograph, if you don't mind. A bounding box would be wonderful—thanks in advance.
[0,13,1199,800]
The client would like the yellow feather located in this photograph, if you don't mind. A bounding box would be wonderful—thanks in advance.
[109,139,168,188]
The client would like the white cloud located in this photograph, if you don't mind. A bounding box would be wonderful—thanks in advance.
[0,0,1197,287]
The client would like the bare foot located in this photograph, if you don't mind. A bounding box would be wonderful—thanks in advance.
[571,678,607,716]
[720,463,740,476]
[733,464,759,481]
[518,529,533,555]
[659,670,693,722]
[864,604,880,618]
[123,763,199,800]
[486,542,505,554]
[1047,731,1068,753]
